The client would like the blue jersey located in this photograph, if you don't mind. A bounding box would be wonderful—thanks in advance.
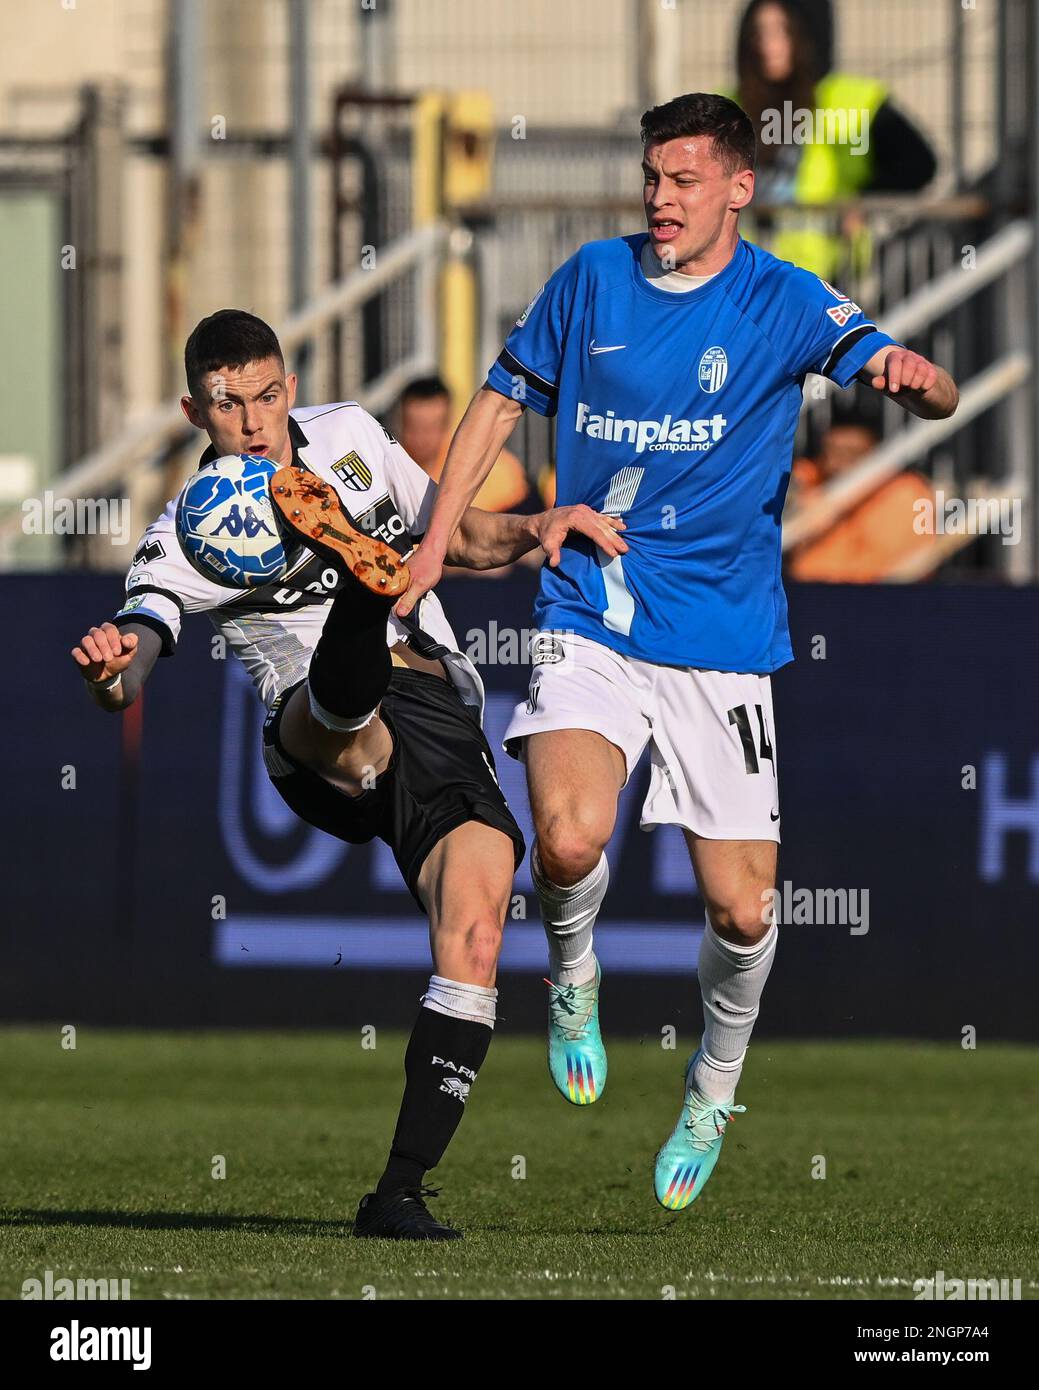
[485,234,898,672]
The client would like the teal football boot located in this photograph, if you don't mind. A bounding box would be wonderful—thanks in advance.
[654,1052,746,1209]
[544,957,607,1105]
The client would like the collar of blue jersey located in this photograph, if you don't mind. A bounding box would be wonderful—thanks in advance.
[631,232,748,305]
[197,414,311,471]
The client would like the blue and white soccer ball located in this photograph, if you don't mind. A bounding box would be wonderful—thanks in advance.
[176,453,299,587]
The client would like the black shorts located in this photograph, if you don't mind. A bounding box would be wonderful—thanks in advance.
[261,668,525,910]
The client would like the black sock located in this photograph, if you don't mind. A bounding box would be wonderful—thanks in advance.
[376,1006,493,1197]
[308,580,394,720]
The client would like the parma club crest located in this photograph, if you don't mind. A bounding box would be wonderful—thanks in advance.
[332,450,374,492]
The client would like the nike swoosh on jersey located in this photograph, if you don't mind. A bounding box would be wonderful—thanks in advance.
[588,340,626,354]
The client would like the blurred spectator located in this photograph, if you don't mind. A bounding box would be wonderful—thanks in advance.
[394,376,535,513]
[734,0,936,280]
[787,405,938,582]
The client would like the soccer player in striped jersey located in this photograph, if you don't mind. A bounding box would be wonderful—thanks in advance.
[71,310,625,1238]
[397,93,958,1210]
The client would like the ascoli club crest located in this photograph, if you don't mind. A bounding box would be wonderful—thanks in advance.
[698,345,728,394]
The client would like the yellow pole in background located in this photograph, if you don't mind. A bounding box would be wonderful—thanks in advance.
[411,89,493,422]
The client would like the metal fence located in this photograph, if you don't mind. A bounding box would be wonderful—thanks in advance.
[0,0,1033,576]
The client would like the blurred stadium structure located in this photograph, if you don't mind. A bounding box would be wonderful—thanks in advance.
[1,0,1037,577]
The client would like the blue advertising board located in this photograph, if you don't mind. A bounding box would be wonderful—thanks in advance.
[7,572,1038,1038]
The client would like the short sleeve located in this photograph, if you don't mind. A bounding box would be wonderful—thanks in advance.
[772,269,901,387]
[485,250,582,416]
[112,500,229,654]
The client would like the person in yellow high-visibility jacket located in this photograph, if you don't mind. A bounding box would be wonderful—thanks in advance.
[732,0,936,280]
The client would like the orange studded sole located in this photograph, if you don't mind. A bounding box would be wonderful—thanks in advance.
[270,465,411,599]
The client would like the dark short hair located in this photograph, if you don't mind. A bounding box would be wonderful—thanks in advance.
[640,92,757,175]
[399,375,450,409]
[184,309,284,399]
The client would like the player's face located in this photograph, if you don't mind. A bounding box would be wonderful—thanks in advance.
[642,137,753,271]
[181,357,298,466]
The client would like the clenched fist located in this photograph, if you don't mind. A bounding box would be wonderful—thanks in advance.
[71,622,139,684]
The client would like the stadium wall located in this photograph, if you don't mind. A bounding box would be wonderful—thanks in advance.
[9,573,1038,1040]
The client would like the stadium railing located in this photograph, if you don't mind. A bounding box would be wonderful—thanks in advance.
[783,219,1034,579]
[0,221,449,568]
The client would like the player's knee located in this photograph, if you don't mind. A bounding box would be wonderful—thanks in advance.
[436,912,504,981]
[708,892,774,946]
[282,691,363,766]
[535,813,609,885]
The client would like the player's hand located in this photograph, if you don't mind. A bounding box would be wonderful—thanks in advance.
[869,348,938,396]
[535,505,628,568]
[71,623,138,683]
[394,544,443,619]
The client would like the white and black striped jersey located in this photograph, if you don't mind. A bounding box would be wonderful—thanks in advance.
[112,402,485,715]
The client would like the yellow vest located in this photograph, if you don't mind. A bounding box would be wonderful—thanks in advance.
[738,73,888,280]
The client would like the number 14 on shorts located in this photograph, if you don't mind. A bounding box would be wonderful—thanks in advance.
[727,703,775,775]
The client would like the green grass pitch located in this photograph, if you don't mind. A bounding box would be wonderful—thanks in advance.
[1,1027,1036,1300]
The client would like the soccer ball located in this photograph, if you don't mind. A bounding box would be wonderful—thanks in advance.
[176,453,299,587]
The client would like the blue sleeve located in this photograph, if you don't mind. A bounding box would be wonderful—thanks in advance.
[485,251,582,416]
[770,268,901,387]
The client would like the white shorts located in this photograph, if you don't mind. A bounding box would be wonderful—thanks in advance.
[504,631,780,842]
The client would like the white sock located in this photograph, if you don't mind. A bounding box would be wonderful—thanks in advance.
[693,918,778,1102]
[530,845,608,987]
[421,975,498,1028]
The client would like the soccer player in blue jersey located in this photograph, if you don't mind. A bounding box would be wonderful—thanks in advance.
[397,93,958,1210]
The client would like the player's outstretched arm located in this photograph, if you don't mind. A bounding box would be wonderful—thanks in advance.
[858,346,959,420]
[447,504,628,571]
[395,386,524,616]
[71,621,162,713]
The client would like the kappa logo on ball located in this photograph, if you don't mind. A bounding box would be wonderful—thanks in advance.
[331,450,373,492]
[698,345,728,394]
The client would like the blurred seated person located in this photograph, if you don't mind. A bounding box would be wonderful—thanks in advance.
[735,0,937,280]
[394,375,535,513]
[787,406,937,582]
